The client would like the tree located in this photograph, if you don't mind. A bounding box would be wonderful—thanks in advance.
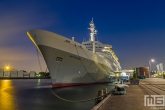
[131,69,139,80]
[163,73,165,79]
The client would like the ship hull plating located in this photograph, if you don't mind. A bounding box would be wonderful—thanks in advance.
[39,45,112,87]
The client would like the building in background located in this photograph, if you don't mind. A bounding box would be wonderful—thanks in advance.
[0,70,36,78]
[114,70,134,81]
[156,63,164,71]
[136,67,149,77]
[152,63,164,77]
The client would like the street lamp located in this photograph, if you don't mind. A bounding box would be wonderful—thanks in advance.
[149,59,154,77]
[6,66,9,70]
[4,65,11,71]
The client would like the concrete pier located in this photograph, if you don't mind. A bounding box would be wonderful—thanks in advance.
[95,78,165,110]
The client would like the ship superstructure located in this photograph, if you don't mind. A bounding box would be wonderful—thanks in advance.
[82,19,121,71]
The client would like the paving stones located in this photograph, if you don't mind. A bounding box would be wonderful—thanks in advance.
[98,85,152,110]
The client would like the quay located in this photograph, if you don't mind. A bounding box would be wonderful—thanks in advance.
[93,78,165,110]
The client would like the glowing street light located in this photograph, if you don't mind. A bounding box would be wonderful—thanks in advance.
[4,65,11,71]
[149,59,155,77]
[6,66,9,70]
[151,59,154,62]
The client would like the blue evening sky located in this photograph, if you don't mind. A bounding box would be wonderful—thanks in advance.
[0,0,165,72]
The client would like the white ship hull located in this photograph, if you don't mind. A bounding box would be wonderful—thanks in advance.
[27,30,119,87]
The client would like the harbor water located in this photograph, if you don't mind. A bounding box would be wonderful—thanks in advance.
[0,79,114,110]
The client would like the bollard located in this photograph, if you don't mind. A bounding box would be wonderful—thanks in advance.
[97,90,104,102]
[103,88,108,98]
[95,89,108,105]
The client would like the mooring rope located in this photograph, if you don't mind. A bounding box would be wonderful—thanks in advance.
[74,44,100,83]
[49,88,110,102]
[36,47,43,72]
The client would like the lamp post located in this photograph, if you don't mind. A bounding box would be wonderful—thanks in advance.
[149,59,154,77]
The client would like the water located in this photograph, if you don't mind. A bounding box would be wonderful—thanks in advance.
[0,79,114,110]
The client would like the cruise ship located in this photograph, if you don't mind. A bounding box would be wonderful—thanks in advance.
[27,19,122,87]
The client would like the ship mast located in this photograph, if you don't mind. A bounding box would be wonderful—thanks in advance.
[88,18,97,53]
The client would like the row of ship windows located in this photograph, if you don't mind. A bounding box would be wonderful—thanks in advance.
[87,47,103,48]
[83,43,100,45]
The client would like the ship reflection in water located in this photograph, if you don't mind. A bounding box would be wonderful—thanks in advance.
[0,79,114,110]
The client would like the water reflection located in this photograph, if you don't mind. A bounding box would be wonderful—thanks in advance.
[0,80,17,110]
[0,79,115,110]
